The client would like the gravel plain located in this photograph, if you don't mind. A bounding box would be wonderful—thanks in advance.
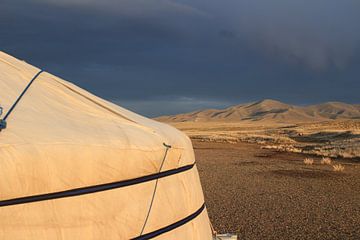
[194,140,360,240]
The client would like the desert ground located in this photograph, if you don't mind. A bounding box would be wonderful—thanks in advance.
[157,99,360,159]
[157,99,360,238]
[194,140,360,239]
[170,120,360,159]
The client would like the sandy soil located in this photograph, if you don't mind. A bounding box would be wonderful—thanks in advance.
[194,140,360,240]
[169,120,360,158]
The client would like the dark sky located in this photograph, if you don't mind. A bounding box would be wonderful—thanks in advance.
[1,0,360,117]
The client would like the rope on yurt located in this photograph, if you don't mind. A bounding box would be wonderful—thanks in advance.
[0,162,195,207]
[139,143,171,236]
[0,70,43,131]
[132,203,206,240]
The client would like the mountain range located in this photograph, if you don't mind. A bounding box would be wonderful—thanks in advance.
[156,99,360,123]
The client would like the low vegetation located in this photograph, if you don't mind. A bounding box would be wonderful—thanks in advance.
[321,157,332,165]
[166,120,360,159]
[332,164,345,172]
[304,158,314,165]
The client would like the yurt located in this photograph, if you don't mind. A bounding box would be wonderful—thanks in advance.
[0,51,213,239]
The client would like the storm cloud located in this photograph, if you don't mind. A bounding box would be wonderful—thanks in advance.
[1,0,360,116]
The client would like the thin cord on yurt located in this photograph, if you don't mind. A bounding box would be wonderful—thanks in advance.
[0,70,43,131]
[139,143,171,236]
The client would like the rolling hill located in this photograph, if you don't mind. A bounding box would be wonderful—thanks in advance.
[156,99,360,123]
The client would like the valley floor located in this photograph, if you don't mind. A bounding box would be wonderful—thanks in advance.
[171,120,360,159]
[194,140,360,240]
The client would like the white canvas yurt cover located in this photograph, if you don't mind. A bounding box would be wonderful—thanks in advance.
[0,51,213,239]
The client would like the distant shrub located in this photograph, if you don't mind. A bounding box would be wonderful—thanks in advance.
[332,164,345,172]
[321,157,332,165]
[304,158,314,165]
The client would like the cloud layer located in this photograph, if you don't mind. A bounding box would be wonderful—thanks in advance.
[1,0,360,116]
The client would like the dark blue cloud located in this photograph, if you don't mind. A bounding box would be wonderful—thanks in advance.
[1,0,360,116]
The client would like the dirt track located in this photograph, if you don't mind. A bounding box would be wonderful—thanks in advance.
[194,140,360,240]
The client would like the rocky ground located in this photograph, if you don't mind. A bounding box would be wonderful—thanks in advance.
[194,140,360,240]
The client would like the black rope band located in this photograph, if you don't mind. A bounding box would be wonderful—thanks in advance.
[131,203,206,240]
[0,163,195,207]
